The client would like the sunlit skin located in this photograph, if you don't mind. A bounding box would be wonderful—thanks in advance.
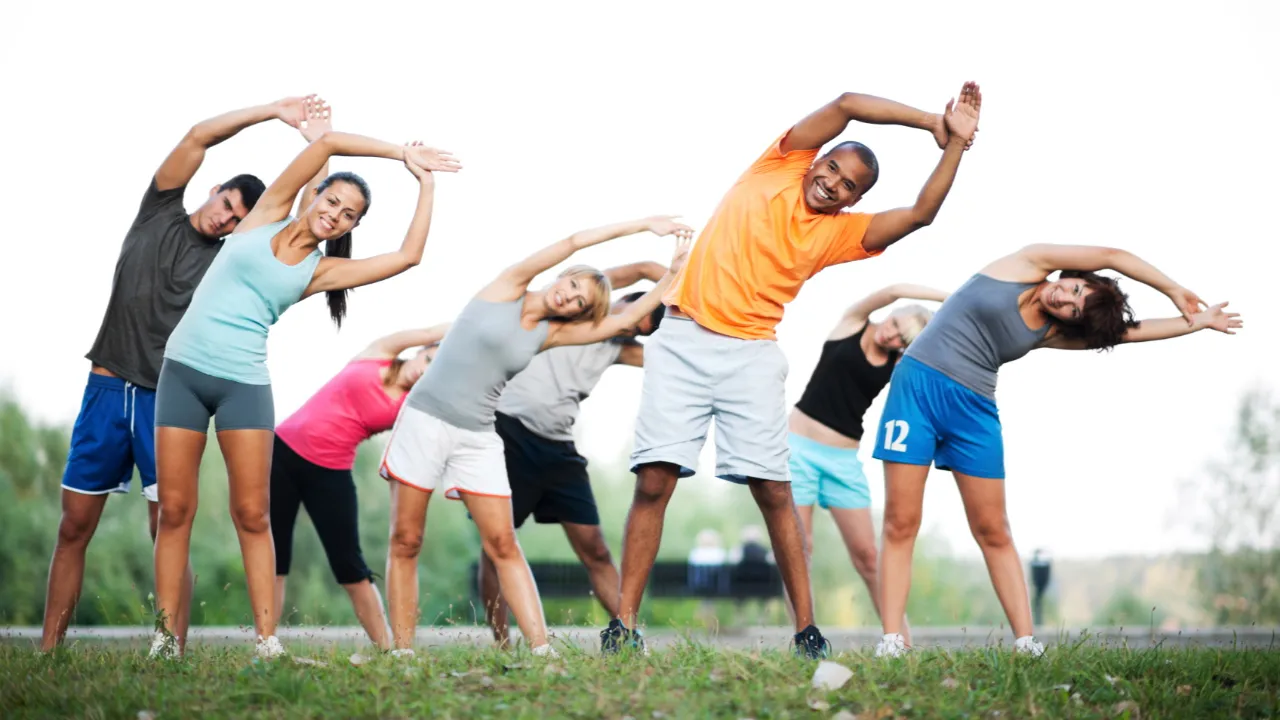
[801,148,876,214]
[304,182,367,241]
[1034,276,1094,323]
[190,187,251,238]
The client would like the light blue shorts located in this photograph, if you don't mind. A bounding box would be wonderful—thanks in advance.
[788,433,871,509]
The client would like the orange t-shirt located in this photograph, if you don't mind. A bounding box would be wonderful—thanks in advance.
[664,131,879,341]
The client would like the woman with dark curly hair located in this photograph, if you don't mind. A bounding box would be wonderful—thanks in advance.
[870,243,1242,658]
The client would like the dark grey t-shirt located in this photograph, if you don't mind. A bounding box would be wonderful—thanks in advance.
[905,273,1049,400]
[85,179,223,389]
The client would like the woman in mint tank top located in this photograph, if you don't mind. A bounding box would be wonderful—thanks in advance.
[869,243,1243,659]
[379,217,693,658]
[150,97,463,661]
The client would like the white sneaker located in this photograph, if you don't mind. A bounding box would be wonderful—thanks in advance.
[148,631,180,660]
[531,644,560,659]
[390,648,417,660]
[874,633,907,658]
[1014,636,1045,657]
[256,635,286,660]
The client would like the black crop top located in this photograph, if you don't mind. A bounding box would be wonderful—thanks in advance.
[794,325,897,441]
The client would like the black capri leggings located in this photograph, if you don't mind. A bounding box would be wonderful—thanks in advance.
[271,436,373,585]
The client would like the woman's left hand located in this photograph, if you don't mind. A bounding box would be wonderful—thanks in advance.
[1195,301,1242,335]
[406,143,462,173]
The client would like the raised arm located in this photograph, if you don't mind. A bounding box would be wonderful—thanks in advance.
[546,239,691,349]
[984,244,1208,323]
[155,95,314,191]
[604,261,668,291]
[241,127,461,233]
[860,83,981,253]
[784,91,943,153]
[295,100,335,217]
[1044,302,1241,350]
[357,322,452,359]
[842,283,951,324]
[480,216,693,302]
[302,147,446,297]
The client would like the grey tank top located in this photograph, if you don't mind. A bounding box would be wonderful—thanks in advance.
[497,339,625,442]
[905,273,1049,400]
[407,297,550,431]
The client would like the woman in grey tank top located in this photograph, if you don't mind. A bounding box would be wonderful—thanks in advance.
[870,242,1241,659]
[151,97,464,661]
[380,216,693,657]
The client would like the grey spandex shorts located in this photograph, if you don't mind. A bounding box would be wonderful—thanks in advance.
[155,359,275,432]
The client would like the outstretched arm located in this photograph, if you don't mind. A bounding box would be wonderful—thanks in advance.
[357,322,452,359]
[479,216,693,302]
[984,244,1208,323]
[604,261,668,291]
[1044,303,1241,349]
[303,147,446,297]
[784,91,942,153]
[546,240,691,348]
[295,100,335,217]
[860,83,981,253]
[842,283,951,325]
[241,128,461,233]
[155,95,314,191]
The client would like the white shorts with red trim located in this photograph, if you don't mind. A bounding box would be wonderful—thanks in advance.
[379,405,509,499]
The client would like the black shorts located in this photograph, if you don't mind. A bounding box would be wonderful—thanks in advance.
[495,412,597,528]
[270,436,373,585]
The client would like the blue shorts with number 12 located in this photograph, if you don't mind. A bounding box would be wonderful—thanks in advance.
[871,356,1005,480]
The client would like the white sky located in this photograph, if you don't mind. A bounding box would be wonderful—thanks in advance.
[2,1,1276,560]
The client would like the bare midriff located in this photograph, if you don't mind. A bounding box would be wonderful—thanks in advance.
[788,406,860,450]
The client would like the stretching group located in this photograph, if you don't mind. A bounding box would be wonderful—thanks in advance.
[40,84,1241,660]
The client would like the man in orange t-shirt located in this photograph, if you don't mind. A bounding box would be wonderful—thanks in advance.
[601,83,983,658]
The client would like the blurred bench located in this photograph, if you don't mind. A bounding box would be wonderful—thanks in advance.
[470,560,784,600]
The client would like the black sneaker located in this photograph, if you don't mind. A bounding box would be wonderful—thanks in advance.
[600,619,647,655]
[793,624,830,660]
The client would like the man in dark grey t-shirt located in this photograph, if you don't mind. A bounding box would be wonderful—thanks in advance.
[41,96,321,651]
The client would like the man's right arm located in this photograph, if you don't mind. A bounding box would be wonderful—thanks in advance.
[153,96,312,192]
[782,92,942,153]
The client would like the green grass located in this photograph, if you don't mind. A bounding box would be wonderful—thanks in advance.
[3,641,1278,719]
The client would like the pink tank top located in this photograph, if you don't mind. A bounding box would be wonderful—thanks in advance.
[276,358,407,470]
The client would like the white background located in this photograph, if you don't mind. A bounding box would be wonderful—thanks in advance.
[2,0,1275,559]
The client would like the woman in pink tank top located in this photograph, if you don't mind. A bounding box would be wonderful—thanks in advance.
[271,323,449,650]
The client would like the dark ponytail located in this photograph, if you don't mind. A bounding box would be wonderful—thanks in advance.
[325,233,353,328]
[314,171,371,329]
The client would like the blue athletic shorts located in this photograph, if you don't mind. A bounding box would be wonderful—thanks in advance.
[871,357,1004,479]
[788,433,871,509]
[62,372,158,501]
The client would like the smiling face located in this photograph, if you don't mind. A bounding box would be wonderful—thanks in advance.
[190,187,250,238]
[542,267,610,324]
[801,147,876,214]
[1038,276,1095,323]
[305,180,368,240]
